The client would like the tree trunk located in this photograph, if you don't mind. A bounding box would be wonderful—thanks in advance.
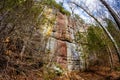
[107,45,114,70]
[100,0,120,30]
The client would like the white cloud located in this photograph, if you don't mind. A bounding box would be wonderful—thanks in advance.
[55,0,62,3]
[55,0,109,24]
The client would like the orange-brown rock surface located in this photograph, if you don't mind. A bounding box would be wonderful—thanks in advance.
[46,12,81,70]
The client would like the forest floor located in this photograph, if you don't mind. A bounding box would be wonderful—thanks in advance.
[79,55,120,80]
[0,52,120,80]
[4,66,119,80]
[79,65,120,80]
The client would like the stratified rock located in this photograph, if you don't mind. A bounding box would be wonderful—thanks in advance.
[45,11,85,71]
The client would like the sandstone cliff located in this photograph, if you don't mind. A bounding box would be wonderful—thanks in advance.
[41,8,87,71]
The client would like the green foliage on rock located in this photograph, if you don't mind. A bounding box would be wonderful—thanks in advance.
[43,0,71,16]
[87,26,106,52]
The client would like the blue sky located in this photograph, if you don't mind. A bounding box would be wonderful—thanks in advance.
[55,0,120,24]
[55,0,103,23]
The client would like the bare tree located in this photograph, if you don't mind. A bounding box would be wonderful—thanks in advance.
[100,0,120,30]
[70,2,120,62]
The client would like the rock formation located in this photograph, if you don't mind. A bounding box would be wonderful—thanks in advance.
[32,5,89,71]
[45,11,85,71]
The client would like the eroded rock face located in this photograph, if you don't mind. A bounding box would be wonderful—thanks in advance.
[46,12,82,71]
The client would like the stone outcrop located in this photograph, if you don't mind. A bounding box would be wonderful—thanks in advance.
[36,6,88,71]
[45,12,83,71]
